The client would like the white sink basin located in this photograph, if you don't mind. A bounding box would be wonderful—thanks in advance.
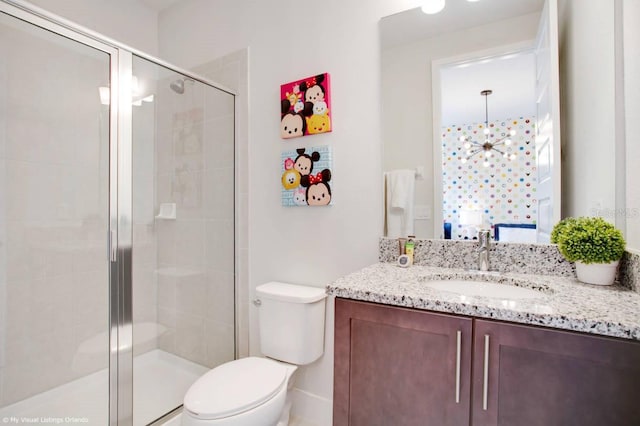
[424,280,545,300]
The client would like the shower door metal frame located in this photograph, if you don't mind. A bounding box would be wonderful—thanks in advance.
[0,2,128,424]
[0,1,237,425]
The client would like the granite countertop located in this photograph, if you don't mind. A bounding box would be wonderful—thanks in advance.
[327,263,640,341]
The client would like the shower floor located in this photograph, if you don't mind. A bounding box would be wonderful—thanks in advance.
[0,349,208,425]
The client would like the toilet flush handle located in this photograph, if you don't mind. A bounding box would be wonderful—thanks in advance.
[252,298,262,307]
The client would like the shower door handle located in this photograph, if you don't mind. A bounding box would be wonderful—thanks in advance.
[110,230,117,262]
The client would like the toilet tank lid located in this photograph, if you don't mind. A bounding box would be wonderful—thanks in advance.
[256,282,327,303]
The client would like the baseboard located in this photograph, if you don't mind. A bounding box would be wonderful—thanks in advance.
[291,388,333,426]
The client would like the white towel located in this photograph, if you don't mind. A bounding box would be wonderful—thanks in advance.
[385,170,415,238]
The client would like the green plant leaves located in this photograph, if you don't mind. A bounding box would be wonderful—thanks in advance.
[550,217,625,264]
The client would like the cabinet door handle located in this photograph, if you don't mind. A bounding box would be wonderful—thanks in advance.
[483,334,490,411]
[455,330,461,403]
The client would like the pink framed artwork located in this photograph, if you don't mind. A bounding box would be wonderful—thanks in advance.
[280,73,331,139]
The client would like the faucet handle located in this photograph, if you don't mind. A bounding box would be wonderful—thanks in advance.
[478,229,491,246]
[478,229,491,271]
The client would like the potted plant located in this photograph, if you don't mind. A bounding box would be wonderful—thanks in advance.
[551,217,626,285]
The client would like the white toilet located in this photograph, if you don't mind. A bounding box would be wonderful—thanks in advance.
[182,282,327,426]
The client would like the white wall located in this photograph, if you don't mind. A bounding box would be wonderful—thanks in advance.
[381,13,540,238]
[27,0,159,55]
[558,0,616,221]
[624,0,640,250]
[157,0,420,423]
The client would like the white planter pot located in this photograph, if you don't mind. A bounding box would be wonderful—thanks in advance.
[575,260,619,286]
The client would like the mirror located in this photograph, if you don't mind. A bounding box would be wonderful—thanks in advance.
[380,0,640,247]
[380,0,640,248]
[381,0,547,241]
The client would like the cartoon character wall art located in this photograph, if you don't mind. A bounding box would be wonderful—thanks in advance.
[293,149,320,176]
[281,146,333,206]
[280,73,332,139]
[301,169,332,206]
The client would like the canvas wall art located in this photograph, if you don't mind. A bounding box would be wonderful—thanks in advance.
[280,73,331,139]
[281,145,333,206]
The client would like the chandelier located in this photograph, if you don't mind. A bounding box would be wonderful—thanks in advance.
[459,90,516,167]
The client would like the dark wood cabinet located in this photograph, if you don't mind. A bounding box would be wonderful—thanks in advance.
[334,298,640,426]
[334,298,472,426]
[472,319,640,426]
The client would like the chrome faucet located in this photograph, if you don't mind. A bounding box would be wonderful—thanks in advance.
[478,229,490,271]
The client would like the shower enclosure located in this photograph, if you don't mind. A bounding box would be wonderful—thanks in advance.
[0,1,236,424]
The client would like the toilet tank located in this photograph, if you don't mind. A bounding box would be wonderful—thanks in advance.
[256,282,327,365]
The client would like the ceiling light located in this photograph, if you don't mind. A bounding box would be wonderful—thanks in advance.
[422,0,445,14]
[99,76,155,106]
[458,90,517,165]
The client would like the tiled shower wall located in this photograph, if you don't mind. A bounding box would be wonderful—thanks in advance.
[132,98,159,356]
[153,52,239,368]
[194,49,249,358]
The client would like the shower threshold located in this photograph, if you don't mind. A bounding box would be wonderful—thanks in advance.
[0,349,208,425]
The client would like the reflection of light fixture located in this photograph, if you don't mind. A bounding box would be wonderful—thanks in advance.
[422,0,445,14]
[459,90,517,167]
[98,75,155,107]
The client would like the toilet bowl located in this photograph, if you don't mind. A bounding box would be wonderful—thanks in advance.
[182,357,297,426]
[181,282,327,426]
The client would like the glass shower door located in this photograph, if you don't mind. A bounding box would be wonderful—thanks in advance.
[130,56,235,424]
[0,8,112,424]
[0,4,236,424]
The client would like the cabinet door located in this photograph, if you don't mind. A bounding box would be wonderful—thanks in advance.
[334,298,472,426]
[472,319,640,426]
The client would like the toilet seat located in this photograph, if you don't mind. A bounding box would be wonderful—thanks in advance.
[183,357,289,421]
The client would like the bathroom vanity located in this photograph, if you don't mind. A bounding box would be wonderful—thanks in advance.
[329,263,640,426]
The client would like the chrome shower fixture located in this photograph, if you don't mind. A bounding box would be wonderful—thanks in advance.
[169,77,194,94]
